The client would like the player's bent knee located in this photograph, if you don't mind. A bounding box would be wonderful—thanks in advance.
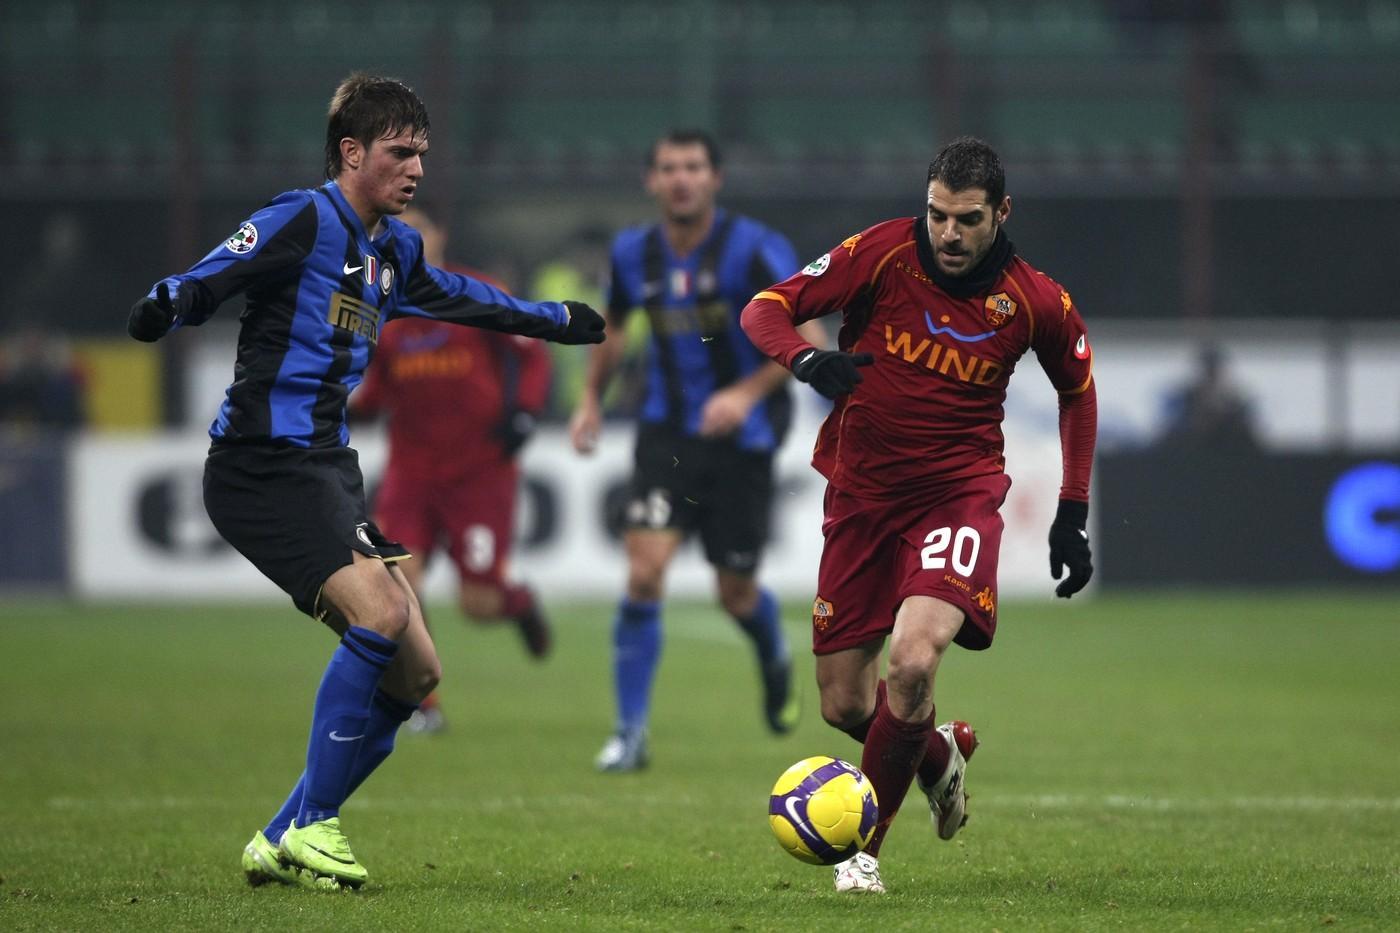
[886,652,936,694]
[415,661,442,700]
[819,693,873,733]
[626,572,665,603]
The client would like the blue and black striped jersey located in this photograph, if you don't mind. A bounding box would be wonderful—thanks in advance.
[145,180,569,449]
[607,209,798,452]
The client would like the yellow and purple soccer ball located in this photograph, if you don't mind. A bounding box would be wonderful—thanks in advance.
[768,756,879,865]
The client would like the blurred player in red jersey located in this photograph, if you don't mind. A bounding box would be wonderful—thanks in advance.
[742,137,1097,894]
[352,206,553,733]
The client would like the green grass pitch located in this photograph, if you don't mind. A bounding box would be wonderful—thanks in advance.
[2,592,1398,931]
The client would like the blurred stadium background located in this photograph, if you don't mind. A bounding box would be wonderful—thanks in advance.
[3,3,1399,928]
[2,0,1396,597]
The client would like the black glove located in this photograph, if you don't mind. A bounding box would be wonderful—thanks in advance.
[791,348,875,399]
[1048,499,1093,598]
[128,282,178,342]
[557,301,607,344]
[497,410,537,458]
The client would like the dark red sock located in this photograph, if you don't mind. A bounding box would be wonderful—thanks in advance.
[917,721,952,787]
[501,583,535,620]
[841,679,948,793]
[860,702,933,856]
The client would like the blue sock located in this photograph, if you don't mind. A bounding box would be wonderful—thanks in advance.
[732,587,787,667]
[295,626,398,827]
[613,598,661,733]
[262,689,417,844]
[344,689,417,797]
[262,777,303,846]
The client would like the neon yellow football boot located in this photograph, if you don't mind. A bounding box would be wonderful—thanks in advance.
[242,830,302,887]
[278,817,368,888]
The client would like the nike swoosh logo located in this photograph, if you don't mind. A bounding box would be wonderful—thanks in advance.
[306,843,356,866]
[343,263,364,275]
[796,350,816,367]
[784,797,808,828]
[328,731,364,742]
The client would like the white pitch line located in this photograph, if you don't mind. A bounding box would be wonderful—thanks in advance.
[43,793,1400,813]
[991,793,1400,813]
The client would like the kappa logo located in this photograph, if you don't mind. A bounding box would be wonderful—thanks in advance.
[802,253,831,276]
[840,233,862,255]
[225,222,258,254]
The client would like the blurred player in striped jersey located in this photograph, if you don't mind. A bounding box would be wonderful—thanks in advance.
[569,130,828,772]
[352,205,554,735]
[743,136,1097,893]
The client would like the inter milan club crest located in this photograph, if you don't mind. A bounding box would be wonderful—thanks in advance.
[984,292,1018,328]
[225,222,258,254]
[378,263,394,295]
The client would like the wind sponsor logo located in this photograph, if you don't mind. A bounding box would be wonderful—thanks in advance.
[883,325,1005,386]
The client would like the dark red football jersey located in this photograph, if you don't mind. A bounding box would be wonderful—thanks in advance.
[743,218,1094,501]
[351,265,552,482]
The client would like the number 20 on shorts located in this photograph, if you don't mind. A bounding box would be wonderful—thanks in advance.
[920,526,981,575]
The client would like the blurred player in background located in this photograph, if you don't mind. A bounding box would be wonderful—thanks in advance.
[742,136,1097,893]
[569,130,827,772]
[351,205,554,735]
[126,73,605,890]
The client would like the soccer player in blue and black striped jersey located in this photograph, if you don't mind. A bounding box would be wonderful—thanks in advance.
[568,130,827,772]
[127,73,604,889]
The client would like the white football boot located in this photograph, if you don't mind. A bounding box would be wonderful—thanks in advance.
[594,727,649,772]
[833,851,885,893]
[915,720,979,840]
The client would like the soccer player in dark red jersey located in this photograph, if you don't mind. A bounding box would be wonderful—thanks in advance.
[351,206,553,733]
[741,137,1096,894]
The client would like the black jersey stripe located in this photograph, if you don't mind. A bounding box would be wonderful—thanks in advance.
[220,200,321,444]
[307,197,367,447]
[641,227,686,429]
[697,214,739,393]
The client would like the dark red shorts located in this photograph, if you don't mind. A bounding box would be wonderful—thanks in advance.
[811,472,1011,655]
[373,466,519,587]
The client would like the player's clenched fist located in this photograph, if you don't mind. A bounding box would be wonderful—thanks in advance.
[557,301,607,344]
[1048,499,1093,598]
[792,348,875,399]
[127,282,178,342]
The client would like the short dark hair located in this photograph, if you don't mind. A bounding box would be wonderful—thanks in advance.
[324,73,431,179]
[927,136,1005,206]
[647,129,722,170]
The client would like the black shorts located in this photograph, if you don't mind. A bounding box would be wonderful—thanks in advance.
[627,422,775,574]
[203,444,407,618]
